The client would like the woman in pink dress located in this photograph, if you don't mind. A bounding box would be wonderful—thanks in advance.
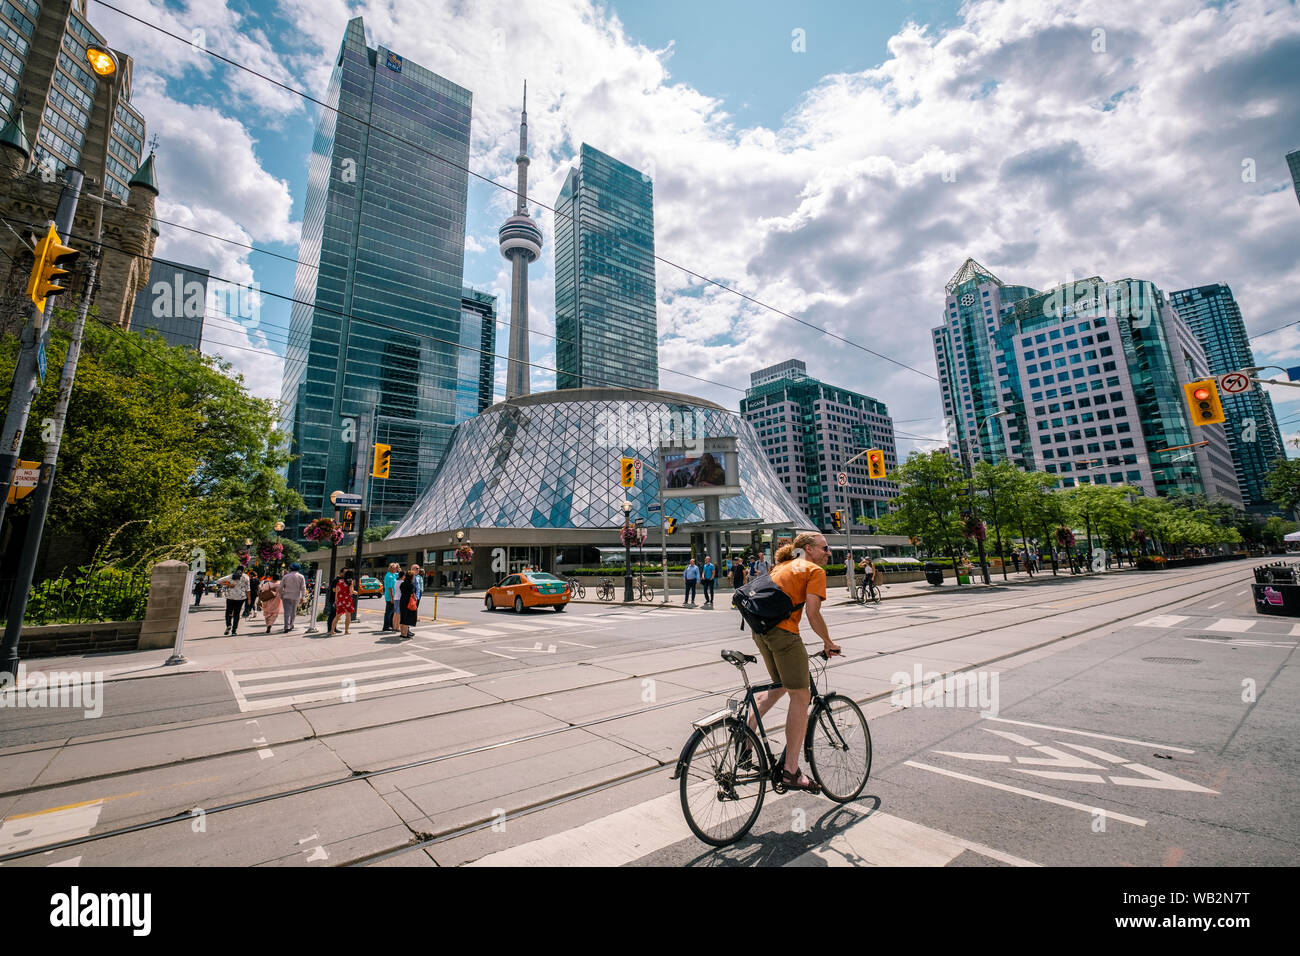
[260,572,283,634]
[331,571,355,636]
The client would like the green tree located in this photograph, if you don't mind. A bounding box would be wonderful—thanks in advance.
[1011,469,1063,575]
[974,460,1021,581]
[363,523,396,543]
[1263,459,1300,517]
[1062,484,1134,569]
[0,317,304,575]
[880,451,967,579]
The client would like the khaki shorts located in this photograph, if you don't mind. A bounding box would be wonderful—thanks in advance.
[752,627,810,691]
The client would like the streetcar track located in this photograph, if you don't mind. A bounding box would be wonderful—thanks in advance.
[0,564,1245,863]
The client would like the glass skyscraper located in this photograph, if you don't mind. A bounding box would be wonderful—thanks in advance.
[456,287,497,422]
[281,17,473,531]
[1170,283,1284,513]
[554,144,657,390]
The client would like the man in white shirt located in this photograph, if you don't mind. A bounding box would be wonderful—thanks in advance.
[279,564,307,632]
[216,568,250,635]
[753,553,771,576]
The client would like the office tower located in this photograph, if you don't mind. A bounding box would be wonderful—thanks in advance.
[129,258,208,350]
[281,17,473,531]
[456,287,497,421]
[1170,283,1285,513]
[499,85,541,400]
[554,143,657,390]
[944,268,1243,505]
[0,0,155,334]
[740,358,899,531]
[932,258,1038,468]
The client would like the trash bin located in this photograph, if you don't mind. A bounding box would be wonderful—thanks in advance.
[924,562,945,586]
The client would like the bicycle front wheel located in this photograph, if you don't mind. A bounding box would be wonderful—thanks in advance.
[679,719,767,847]
[806,694,871,802]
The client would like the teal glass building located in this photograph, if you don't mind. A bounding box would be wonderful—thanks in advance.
[281,17,473,531]
[456,287,497,422]
[1170,283,1285,513]
[554,144,657,391]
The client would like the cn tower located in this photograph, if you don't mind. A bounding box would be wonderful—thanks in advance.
[499,83,543,399]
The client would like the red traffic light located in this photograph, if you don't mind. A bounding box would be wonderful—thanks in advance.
[1193,387,1210,401]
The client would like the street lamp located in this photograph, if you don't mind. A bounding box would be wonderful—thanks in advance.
[622,500,634,602]
[451,530,467,594]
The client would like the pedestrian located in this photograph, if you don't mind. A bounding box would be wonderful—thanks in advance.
[243,573,258,619]
[730,556,746,590]
[408,563,423,633]
[192,572,206,607]
[722,556,731,577]
[701,553,716,606]
[381,562,400,633]
[260,572,282,633]
[753,553,770,577]
[216,568,250,635]
[330,571,355,636]
[683,558,699,605]
[398,568,417,639]
[279,563,306,632]
[1011,550,1020,573]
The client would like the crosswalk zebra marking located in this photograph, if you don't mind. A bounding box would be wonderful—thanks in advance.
[227,653,474,711]
[1135,615,1188,629]
[1208,618,1252,633]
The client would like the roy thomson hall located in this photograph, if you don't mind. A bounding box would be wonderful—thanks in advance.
[301,387,914,586]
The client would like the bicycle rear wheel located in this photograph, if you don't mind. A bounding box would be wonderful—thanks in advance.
[806,694,871,802]
[679,719,767,846]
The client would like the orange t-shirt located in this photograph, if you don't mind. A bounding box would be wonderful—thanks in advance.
[769,558,827,635]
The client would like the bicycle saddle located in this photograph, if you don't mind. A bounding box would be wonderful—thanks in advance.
[721,649,757,667]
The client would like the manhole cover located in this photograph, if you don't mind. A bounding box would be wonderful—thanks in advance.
[1142,656,1202,665]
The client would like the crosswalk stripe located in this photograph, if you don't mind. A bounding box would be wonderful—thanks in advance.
[473,620,549,632]
[236,661,439,695]
[785,809,1039,867]
[236,669,472,711]
[1290,624,1300,637]
[1135,615,1187,629]
[229,656,418,681]
[1209,618,1252,633]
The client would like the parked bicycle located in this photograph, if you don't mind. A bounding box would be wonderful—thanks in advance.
[635,574,655,603]
[566,576,586,599]
[596,577,616,602]
[672,646,871,847]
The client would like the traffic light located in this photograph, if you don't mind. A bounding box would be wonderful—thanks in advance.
[1183,379,1225,426]
[619,456,635,488]
[26,224,79,311]
[831,511,844,531]
[341,509,355,532]
[866,449,886,480]
[664,517,677,535]
[372,442,391,479]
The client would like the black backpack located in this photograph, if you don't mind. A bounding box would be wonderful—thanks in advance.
[731,572,803,634]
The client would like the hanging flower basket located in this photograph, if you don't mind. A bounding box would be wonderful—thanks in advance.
[455,545,474,563]
[1055,526,1076,549]
[304,517,345,545]
[237,550,251,567]
[620,525,640,548]
[257,541,284,564]
[962,515,986,542]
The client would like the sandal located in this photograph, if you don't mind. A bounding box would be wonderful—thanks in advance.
[780,767,820,793]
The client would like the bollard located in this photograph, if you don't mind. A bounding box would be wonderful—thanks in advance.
[433,593,438,620]
[164,567,195,665]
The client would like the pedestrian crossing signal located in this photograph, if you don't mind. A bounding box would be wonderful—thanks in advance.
[341,509,356,532]
[1183,379,1225,426]
[664,517,677,535]
[831,511,844,531]
[619,456,635,488]
[866,449,886,480]
[372,443,391,479]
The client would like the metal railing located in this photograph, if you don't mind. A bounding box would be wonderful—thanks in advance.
[0,572,150,626]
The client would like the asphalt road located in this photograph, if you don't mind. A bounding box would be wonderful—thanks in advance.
[1,562,1295,869]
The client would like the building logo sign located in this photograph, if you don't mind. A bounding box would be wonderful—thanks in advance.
[386,51,403,72]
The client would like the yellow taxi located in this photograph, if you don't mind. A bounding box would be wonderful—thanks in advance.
[484,571,572,613]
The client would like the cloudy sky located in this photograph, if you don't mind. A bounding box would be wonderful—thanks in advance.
[96,0,1300,457]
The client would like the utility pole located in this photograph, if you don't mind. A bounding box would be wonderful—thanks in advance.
[350,410,372,587]
[0,170,84,679]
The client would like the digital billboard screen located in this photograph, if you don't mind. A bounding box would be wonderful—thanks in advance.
[664,452,727,490]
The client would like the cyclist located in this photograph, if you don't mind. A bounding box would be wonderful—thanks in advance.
[858,555,876,601]
[745,531,841,792]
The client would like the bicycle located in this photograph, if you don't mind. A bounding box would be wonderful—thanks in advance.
[635,574,655,603]
[596,577,616,602]
[672,646,871,847]
[857,577,881,605]
[566,576,586,599]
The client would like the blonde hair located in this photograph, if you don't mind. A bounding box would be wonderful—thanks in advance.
[775,532,821,564]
